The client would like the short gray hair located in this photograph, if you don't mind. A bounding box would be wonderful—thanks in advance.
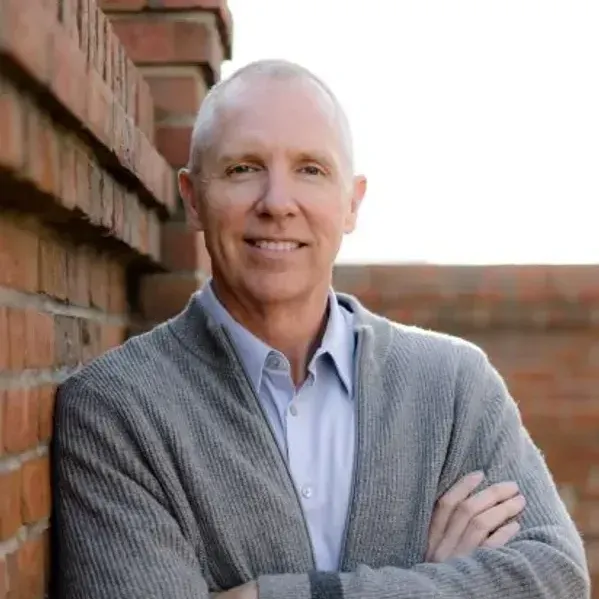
[187,59,355,177]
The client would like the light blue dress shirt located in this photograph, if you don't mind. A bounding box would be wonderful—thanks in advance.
[197,281,356,571]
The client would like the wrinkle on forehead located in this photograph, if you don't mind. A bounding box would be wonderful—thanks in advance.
[188,65,355,181]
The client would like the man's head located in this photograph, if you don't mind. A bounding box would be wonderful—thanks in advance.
[178,59,367,309]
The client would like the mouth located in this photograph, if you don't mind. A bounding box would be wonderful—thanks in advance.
[244,239,307,252]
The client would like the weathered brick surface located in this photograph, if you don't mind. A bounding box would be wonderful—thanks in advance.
[102,0,226,322]
[8,1,597,597]
[0,0,211,594]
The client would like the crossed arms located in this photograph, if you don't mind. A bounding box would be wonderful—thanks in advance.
[52,353,590,599]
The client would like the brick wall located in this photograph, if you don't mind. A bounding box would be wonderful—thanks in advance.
[335,264,599,590]
[1,0,596,596]
[0,0,229,595]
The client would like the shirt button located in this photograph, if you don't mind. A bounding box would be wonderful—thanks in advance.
[300,485,313,499]
[267,354,286,370]
[289,404,298,416]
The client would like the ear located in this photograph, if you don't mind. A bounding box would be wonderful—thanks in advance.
[343,174,367,234]
[178,168,205,231]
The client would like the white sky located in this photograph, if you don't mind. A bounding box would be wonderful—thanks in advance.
[222,1,599,264]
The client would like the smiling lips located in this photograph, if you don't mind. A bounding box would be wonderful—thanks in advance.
[245,239,307,252]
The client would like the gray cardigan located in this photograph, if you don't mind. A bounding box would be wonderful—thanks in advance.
[52,293,590,599]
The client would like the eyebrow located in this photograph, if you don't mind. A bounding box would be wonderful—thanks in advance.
[215,147,339,172]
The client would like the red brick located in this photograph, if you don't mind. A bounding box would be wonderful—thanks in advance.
[161,222,203,272]
[101,324,126,352]
[88,160,104,227]
[137,206,148,254]
[126,198,140,250]
[54,316,81,366]
[574,499,599,536]
[24,108,61,198]
[0,0,55,85]
[124,56,138,119]
[7,308,27,371]
[101,172,115,230]
[21,457,51,523]
[108,264,127,314]
[59,136,77,211]
[112,185,126,241]
[110,19,222,70]
[112,36,125,110]
[90,254,110,310]
[87,0,98,70]
[3,388,39,453]
[61,0,80,44]
[145,70,207,118]
[104,23,115,90]
[6,536,45,599]
[0,469,21,540]
[0,78,25,172]
[81,320,102,363]
[25,311,55,369]
[113,103,135,169]
[96,8,107,81]
[37,385,56,442]
[0,217,39,293]
[155,124,193,167]
[140,272,199,322]
[67,248,91,307]
[148,209,162,262]
[153,0,224,6]
[161,160,177,212]
[74,144,92,216]
[78,0,90,63]
[0,557,7,599]
[141,0,233,59]
[86,68,114,148]
[136,71,155,141]
[0,309,9,371]
[50,20,88,123]
[99,0,145,10]
[39,235,68,301]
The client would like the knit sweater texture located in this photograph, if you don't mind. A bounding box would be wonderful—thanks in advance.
[52,293,590,599]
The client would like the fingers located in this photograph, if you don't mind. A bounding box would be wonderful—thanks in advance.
[453,494,526,556]
[426,471,484,561]
[484,521,522,548]
[430,480,525,562]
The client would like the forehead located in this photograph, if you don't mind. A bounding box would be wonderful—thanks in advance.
[212,76,345,158]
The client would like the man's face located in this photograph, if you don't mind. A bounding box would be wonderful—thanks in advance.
[180,76,366,306]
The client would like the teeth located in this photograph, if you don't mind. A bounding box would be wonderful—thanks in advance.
[253,240,300,251]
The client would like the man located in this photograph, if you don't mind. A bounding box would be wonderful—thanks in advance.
[52,60,589,599]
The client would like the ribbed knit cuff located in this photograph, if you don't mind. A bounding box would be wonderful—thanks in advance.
[259,572,343,599]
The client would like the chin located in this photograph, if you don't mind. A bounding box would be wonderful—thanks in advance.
[243,272,316,305]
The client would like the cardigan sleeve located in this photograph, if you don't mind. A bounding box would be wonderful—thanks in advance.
[257,346,590,599]
[51,377,212,599]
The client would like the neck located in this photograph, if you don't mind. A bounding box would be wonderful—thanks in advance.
[211,278,330,385]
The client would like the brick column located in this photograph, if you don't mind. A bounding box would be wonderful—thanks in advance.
[101,0,233,324]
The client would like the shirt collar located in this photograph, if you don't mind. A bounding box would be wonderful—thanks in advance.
[196,279,355,395]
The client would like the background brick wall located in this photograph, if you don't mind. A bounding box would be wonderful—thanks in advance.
[0,0,229,595]
[335,264,599,590]
[1,0,597,596]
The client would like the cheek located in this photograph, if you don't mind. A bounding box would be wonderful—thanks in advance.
[203,184,257,233]
[304,196,351,236]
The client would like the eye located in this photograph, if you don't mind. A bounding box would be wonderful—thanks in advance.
[225,164,260,176]
[299,165,326,176]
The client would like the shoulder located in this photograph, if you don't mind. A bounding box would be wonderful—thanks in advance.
[338,291,495,393]
[55,319,177,417]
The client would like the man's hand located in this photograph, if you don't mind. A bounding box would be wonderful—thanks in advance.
[426,471,526,562]
[212,581,258,599]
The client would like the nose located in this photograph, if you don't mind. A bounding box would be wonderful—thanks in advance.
[256,165,299,219]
